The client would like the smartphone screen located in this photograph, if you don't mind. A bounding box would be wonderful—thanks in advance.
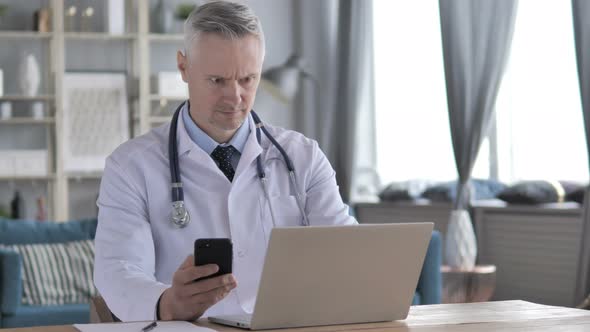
[194,238,233,281]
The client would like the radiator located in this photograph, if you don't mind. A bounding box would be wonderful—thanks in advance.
[354,202,452,235]
[474,205,583,307]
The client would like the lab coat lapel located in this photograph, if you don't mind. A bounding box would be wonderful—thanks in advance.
[233,114,263,181]
[176,111,227,176]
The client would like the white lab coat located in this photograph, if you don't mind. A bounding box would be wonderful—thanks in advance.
[94,113,357,322]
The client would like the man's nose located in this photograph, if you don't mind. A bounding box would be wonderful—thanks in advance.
[223,80,242,105]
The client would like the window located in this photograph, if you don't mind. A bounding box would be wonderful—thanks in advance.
[495,0,588,182]
[373,0,489,185]
[373,0,589,186]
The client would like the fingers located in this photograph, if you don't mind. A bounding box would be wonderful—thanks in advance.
[175,264,220,285]
[189,282,235,307]
[179,255,194,269]
[187,274,237,295]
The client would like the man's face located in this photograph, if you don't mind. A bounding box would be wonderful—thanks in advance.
[177,33,264,141]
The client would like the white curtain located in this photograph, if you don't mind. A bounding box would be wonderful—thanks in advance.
[439,0,517,268]
[294,0,376,203]
[572,0,590,307]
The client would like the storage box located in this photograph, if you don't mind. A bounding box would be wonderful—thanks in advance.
[0,150,48,176]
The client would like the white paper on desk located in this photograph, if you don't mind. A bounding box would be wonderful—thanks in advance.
[74,321,216,332]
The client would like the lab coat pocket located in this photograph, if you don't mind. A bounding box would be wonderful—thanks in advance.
[261,195,304,228]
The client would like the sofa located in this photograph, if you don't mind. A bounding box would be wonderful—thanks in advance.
[0,218,97,328]
[412,231,442,305]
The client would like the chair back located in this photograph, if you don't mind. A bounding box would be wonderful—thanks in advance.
[90,295,115,323]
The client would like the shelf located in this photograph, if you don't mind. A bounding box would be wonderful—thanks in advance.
[0,117,55,125]
[0,174,55,181]
[66,172,103,180]
[65,32,137,41]
[149,116,172,124]
[148,34,184,42]
[150,95,186,102]
[0,95,55,101]
[0,31,53,39]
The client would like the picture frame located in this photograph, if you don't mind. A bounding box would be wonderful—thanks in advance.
[62,73,129,173]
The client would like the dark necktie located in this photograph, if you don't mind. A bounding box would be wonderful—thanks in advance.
[211,145,237,181]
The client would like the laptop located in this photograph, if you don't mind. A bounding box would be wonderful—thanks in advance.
[208,223,434,330]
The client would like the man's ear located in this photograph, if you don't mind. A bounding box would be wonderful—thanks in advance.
[177,50,189,83]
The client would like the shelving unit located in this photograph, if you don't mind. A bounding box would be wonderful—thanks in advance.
[148,33,184,42]
[0,0,186,221]
[0,117,55,124]
[0,31,53,39]
[0,94,54,100]
[64,32,138,40]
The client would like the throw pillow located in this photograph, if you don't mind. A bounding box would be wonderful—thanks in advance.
[379,180,436,202]
[421,179,506,202]
[497,180,583,204]
[0,239,97,305]
[567,186,587,204]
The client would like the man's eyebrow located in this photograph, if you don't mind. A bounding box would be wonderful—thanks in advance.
[205,73,258,79]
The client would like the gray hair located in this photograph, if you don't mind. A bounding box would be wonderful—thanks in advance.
[183,1,265,57]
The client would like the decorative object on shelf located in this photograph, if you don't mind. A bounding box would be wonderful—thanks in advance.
[80,6,95,32]
[33,7,51,32]
[0,205,9,218]
[62,73,129,173]
[154,0,173,33]
[64,5,77,32]
[0,5,7,30]
[0,150,48,177]
[157,72,188,98]
[0,68,3,96]
[18,54,41,97]
[0,101,12,119]
[445,209,477,269]
[175,4,197,21]
[31,101,44,119]
[10,190,25,219]
[105,0,125,35]
[35,196,47,221]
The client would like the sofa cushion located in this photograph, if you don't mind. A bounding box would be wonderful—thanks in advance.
[0,219,97,245]
[2,304,90,328]
[497,180,584,205]
[0,240,97,306]
[567,186,587,204]
[421,179,506,202]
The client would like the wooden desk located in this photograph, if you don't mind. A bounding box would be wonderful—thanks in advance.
[3,300,590,332]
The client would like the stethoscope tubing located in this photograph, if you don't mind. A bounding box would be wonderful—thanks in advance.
[169,101,310,228]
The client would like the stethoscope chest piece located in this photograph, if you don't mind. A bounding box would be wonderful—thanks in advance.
[171,200,190,228]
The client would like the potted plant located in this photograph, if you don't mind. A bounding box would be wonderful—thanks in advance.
[175,4,197,21]
[0,5,8,28]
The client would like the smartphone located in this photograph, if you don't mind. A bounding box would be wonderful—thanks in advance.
[194,238,233,281]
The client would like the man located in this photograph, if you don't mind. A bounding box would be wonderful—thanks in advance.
[94,1,356,322]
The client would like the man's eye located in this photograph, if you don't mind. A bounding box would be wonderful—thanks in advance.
[241,76,254,85]
[210,78,224,85]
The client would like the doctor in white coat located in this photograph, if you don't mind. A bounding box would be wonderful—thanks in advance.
[94,1,356,323]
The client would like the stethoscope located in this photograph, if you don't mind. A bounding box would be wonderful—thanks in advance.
[168,101,310,229]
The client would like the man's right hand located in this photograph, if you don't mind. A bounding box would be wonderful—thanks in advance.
[158,255,237,321]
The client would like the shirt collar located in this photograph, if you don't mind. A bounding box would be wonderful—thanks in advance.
[181,103,250,155]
